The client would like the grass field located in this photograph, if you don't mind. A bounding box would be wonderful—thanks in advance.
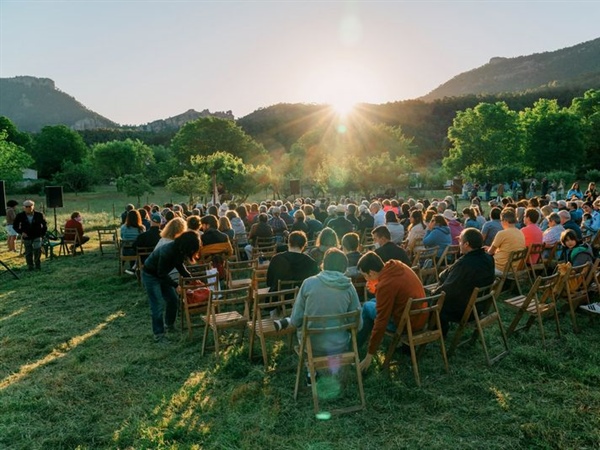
[1,189,600,449]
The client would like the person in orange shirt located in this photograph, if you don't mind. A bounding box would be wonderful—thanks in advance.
[356,251,426,372]
[520,208,543,264]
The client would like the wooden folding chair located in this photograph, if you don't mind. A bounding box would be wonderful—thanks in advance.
[583,258,600,300]
[225,259,255,290]
[437,244,461,272]
[413,246,439,287]
[351,275,369,304]
[448,282,509,366]
[61,227,84,256]
[382,292,448,386]
[556,262,591,333]
[251,241,277,269]
[248,287,299,369]
[526,243,546,280]
[118,240,139,282]
[293,309,365,415]
[251,263,269,296]
[495,248,529,296]
[179,273,220,338]
[187,262,213,277]
[541,242,559,275]
[135,246,155,281]
[504,272,562,345]
[201,286,251,357]
[97,227,118,255]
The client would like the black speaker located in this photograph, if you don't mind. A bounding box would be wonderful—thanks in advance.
[290,179,300,195]
[0,180,6,216]
[45,186,64,208]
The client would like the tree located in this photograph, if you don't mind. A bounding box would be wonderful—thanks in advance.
[170,117,267,168]
[116,175,154,206]
[30,125,88,179]
[166,170,210,205]
[520,99,585,173]
[0,116,31,148]
[191,151,247,203]
[570,89,600,173]
[52,160,97,195]
[444,102,522,182]
[0,131,34,185]
[91,138,155,181]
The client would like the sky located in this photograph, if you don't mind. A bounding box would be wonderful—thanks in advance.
[1,1,599,126]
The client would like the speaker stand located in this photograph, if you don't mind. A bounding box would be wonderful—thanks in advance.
[52,207,58,233]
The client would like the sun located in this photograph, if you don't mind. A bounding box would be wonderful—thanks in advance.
[331,98,357,117]
[302,59,380,117]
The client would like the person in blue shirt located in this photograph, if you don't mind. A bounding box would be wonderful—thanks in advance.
[423,214,452,258]
[566,182,583,200]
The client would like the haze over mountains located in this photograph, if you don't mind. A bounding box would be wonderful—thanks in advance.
[1,37,599,133]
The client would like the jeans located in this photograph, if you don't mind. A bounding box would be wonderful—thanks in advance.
[24,238,42,269]
[357,299,397,349]
[142,271,179,336]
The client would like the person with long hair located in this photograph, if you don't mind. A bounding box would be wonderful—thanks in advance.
[5,199,19,252]
[307,227,339,267]
[405,209,426,255]
[142,231,201,343]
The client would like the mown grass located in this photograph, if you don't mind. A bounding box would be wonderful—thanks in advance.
[1,190,600,449]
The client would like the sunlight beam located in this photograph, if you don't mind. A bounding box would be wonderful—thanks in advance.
[0,311,125,390]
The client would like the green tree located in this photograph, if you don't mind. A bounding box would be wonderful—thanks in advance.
[444,102,522,180]
[191,151,247,203]
[171,117,267,168]
[570,89,600,173]
[0,116,31,148]
[116,175,154,207]
[52,160,97,195]
[520,99,585,173]
[166,170,210,205]
[0,131,34,185]
[31,125,88,179]
[91,139,155,181]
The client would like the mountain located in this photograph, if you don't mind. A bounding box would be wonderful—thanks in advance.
[0,76,234,133]
[422,37,600,100]
[0,76,119,132]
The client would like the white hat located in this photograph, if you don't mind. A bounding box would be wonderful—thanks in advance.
[443,209,456,220]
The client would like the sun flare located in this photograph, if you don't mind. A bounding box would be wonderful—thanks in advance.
[302,59,381,117]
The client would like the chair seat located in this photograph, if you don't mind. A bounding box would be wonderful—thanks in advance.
[230,278,252,289]
[248,318,296,335]
[204,311,245,326]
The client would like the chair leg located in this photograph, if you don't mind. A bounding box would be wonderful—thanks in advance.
[201,320,210,356]
[294,342,305,401]
[409,343,421,387]
[259,335,269,369]
[213,327,220,357]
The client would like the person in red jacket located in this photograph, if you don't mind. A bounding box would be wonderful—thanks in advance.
[356,251,426,372]
[64,211,90,247]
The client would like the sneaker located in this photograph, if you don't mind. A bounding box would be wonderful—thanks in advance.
[124,269,136,276]
[153,334,170,344]
[273,318,290,332]
[579,302,600,314]
[306,371,319,387]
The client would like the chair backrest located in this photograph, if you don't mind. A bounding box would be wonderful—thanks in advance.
[62,227,81,244]
[437,244,460,270]
[397,292,445,338]
[252,287,299,323]
[413,246,439,284]
[464,282,498,322]
[226,259,255,284]
[179,272,220,295]
[526,243,545,267]
[413,246,439,268]
[301,309,361,338]
[187,262,213,277]
[207,286,251,320]
[505,248,529,273]
[256,236,276,248]
[277,279,303,290]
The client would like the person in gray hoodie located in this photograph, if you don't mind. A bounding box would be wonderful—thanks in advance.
[276,248,362,357]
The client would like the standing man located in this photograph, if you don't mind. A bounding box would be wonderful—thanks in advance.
[356,252,426,372]
[13,199,48,271]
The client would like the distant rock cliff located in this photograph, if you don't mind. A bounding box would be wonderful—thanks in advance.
[139,109,235,132]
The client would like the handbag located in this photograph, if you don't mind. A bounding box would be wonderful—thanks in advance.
[185,280,211,305]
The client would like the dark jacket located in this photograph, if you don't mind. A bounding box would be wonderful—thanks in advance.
[143,241,191,288]
[201,228,230,246]
[375,241,411,266]
[135,227,161,250]
[266,251,319,291]
[13,211,47,240]
[434,248,495,316]
[328,215,354,240]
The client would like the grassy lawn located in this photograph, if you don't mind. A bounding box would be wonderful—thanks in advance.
[1,190,599,449]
